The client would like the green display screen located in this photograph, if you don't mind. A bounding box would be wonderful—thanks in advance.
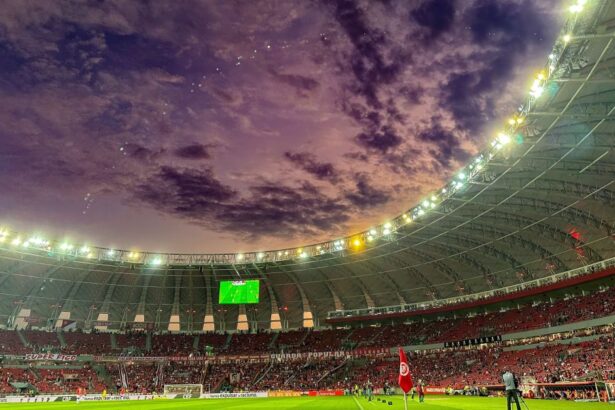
[218,280,260,304]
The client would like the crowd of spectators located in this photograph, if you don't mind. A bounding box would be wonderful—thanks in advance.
[35,366,104,394]
[63,331,111,355]
[0,330,612,395]
[0,286,611,359]
[150,334,196,356]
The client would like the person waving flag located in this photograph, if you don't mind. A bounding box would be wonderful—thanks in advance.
[399,347,414,409]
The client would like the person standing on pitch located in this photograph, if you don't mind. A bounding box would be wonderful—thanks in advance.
[503,369,521,410]
[417,379,425,403]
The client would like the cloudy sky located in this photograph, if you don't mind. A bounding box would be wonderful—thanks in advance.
[0,0,563,253]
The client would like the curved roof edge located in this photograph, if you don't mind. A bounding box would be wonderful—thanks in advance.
[327,256,615,324]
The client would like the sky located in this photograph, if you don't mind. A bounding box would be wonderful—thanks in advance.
[0,0,563,253]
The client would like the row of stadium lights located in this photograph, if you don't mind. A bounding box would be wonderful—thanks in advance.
[0,0,588,267]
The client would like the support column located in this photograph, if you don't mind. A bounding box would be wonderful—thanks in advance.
[202,269,215,332]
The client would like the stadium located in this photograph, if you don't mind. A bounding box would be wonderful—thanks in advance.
[0,0,614,409]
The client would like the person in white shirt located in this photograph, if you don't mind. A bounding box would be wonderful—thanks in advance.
[502,369,521,410]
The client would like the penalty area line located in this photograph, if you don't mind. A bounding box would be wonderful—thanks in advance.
[353,396,366,410]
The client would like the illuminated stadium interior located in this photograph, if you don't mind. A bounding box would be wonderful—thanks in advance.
[0,0,613,406]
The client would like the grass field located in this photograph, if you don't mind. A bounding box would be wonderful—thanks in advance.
[0,396,610,410]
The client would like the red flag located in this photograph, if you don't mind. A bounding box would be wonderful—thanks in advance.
[398,347,413,393]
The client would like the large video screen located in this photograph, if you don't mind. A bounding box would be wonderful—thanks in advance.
[218,280,260,304]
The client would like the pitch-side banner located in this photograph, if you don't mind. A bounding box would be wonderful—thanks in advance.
[201,392,268,399]
[25,353,77,362]
[1,395,76,403]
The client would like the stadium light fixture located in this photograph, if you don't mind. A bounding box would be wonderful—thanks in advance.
[369,229,377,236]
[107,249,115,257]
[80,245,90,254]
[152,257,162,266]
[569,2,584,13]
[257,252,264,259]
[11,237,21,246]
[457,172,466,180]
[353,238,361,247]
[60,243,73,251]
[299,251,308,258]
[563,34,572,43]
[497,133,512,145]
[383,228,390,235]
[530,77,544,98]
[236,254,244,260]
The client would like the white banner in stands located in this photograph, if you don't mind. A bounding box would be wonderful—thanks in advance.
[201,392,268,399]
[24,353,77,361]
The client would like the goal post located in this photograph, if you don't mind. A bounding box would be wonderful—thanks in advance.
[163,384,203,397]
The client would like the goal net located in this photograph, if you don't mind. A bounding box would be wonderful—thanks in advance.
[163,384,203,397]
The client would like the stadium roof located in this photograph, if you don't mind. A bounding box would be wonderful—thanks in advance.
[0,0,613,331]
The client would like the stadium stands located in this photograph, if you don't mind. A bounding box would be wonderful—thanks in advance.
[150,334,196,356]
[0,330,29,355]
[62,331,112,355]
[0,284,612,396]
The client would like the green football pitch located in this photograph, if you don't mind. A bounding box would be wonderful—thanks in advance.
[0,396,610,410]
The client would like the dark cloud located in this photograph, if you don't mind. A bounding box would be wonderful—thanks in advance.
[284,151,339,183]
[418,117,470,167]
[326,0,408,108]
[124,143,166,162]
[217,182,350,236]
[399,85,425,105]
[135,166,237,218]
[174,144,211,160]
[84,99,133,135]
[269,69,320,97]
[355,125,403,153]
[411,0,456,41]
[135,166,349,238]
[345,175,390,208]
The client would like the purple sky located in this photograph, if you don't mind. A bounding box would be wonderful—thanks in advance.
[0,0,563,253]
